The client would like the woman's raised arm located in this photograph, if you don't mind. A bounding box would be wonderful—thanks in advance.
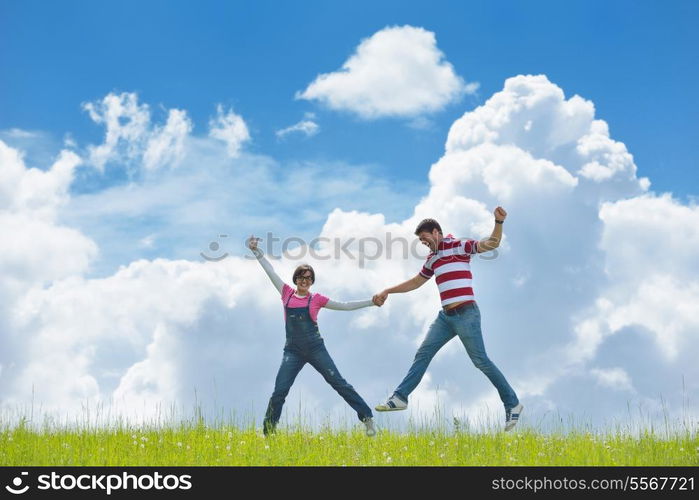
[248,235,284,294]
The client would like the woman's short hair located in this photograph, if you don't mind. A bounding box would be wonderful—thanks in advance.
[292,264,315,284]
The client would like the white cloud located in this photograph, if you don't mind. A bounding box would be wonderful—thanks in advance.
[433,76,699,427]
[9,257,252,417]
[276,119,319,139]
[2,76,697,432]
[297,25,475,119]
[83,92,151,170]
[143,109,192,171]
[0,141,96,288]
[0,141,81,220]
[208,105,250,157]
[1,94,410,424]
[3,128,39,139]
[0,129,65,172]
[0,141,98,408]
[567,194,699,362]
[590,367,634,392]
[59,138,421,279]
[0,212,97,288]
[310,74,695,428]
[82,92,193,172]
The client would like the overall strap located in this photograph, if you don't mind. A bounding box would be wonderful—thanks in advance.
[284,292,294,309]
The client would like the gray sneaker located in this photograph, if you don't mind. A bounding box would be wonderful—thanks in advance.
[505,403,523,431]
[375,394,407,412]
[363,417,377,437]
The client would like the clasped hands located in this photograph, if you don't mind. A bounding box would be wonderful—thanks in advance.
[372,290,388,307]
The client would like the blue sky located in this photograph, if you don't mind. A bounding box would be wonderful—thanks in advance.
[1,1,698,430]
[2,0,697,199]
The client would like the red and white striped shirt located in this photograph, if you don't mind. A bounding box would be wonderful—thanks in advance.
[419,235,479,307]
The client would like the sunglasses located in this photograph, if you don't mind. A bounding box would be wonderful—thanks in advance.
[296,275,313,282]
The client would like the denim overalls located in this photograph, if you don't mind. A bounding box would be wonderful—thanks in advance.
[263,293,373,434]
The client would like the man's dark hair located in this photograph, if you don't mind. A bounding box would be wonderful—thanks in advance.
[414,218,442,236]
[292,264,315,284]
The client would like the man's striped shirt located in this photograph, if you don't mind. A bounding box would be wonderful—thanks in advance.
[419,235,479,307]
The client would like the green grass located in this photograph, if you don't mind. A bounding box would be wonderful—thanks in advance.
[2,421,697,466]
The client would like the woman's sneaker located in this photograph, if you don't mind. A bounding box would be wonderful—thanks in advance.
[505,403,523,431]
[375,394,407,412]
[362,417,377,437]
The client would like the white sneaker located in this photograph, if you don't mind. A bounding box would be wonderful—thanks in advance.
[505,403,523,431]
[363,417,377,437]
[375,394,407,412]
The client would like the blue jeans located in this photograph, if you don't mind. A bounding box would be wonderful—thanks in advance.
[263,338,373,433]
[394,303,519,410]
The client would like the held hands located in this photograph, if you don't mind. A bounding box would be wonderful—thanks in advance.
[494,206,507,222]
[372,290,389,307]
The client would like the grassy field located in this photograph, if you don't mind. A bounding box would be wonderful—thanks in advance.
[2,420,697,466]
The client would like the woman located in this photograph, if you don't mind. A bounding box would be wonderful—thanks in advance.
[247,235,377,437]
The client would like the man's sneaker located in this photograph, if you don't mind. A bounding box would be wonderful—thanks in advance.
[375,394,407,412]
[362,417,377,437]
[505,403,523,431]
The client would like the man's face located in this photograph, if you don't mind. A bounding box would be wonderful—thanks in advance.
[417,229,441,252]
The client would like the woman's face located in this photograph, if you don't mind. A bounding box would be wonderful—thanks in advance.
[295,271,313,294]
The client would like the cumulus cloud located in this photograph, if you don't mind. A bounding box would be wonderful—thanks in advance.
[304,74,696,429]
[143,109,192,171]
[297,25,476,119]
[83,93,151,170]
[0,142,96,320]
[419,75,694,428]
[9,258,252,416]
[0,141,98,403]
[0,141,79,220]
[82,92,193,172]
[2,76,697,433]
[575,195,699,361]
[1,93,417,426]
[590,367,635,392]
[208,105,250,157]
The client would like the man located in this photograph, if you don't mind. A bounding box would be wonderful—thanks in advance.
[372,207,523,431]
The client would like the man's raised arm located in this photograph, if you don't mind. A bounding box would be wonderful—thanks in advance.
[478,206,507,253]
[372,274,429,306]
